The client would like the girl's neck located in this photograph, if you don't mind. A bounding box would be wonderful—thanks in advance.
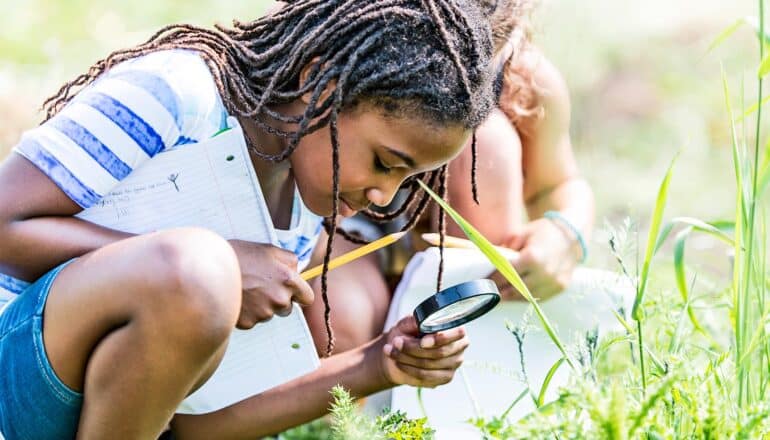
[237,102,303,230]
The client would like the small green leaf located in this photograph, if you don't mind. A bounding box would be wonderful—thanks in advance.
[758,52,770,78]
[537,357,565,407]
[707,18,747,53]
[631,153,679,321]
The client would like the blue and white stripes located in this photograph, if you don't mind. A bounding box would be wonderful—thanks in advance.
[14,49,227,209]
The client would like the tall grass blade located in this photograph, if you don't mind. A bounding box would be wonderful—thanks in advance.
[707,18,747,53]
[673,227,708,334]
[759,52,770,78]
[631,153,679,321]
[417,180,574,368]
[537,357,565,407]
[736,94,770,122]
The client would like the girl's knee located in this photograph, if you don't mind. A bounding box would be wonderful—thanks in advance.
[140,228,242,343]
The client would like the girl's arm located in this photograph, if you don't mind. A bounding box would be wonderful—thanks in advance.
[171,317,468,439]
[172,338,389,439]
[516,50,594,238]
[0,154,131,281]
[503,50,595,298]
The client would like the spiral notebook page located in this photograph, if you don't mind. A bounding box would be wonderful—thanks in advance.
[77,119,277,244]
[77,118,319,415]
[178,303,320,414]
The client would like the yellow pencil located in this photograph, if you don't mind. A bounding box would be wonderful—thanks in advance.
[421,233,519,259]
[300,231,407,281]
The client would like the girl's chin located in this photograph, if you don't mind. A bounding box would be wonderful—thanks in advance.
[303,197,356,218]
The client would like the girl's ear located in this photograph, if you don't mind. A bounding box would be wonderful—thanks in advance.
[299,57,337,105]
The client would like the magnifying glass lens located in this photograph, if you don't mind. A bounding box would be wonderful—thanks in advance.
[414,279,501,333]
[422,294,495,327]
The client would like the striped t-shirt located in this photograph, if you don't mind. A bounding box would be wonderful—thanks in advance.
[0,49,322,309]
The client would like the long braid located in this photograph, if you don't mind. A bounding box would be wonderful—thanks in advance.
[318,25,391,356]
[320,111,340,356]
[436,165,449,292]
[471,131,480,204]
[41,0,496,357]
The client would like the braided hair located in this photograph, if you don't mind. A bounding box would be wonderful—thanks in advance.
[42,0,496,356]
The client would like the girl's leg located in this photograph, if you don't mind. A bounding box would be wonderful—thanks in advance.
[42,227,242,439]
[304,236,390,355]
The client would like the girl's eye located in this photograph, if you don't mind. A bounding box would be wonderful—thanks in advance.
[373,155,391,174]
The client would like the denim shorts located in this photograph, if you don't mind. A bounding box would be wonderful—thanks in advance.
[0,262,82,440]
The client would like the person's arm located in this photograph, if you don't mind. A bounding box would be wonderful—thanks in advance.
[0,154,130,281]
[171,317,468,439]
[516,49,594,242]
[504,49,594,298]
[0,51,222,281]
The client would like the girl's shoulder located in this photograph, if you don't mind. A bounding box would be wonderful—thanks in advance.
[104,49,229,144]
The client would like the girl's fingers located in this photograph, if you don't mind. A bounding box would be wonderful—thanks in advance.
[395,334,469,360]
[422,326,466,348]
[395,363,456,388]
[389,347,464,370]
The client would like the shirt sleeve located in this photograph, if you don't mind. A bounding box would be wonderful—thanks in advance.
[13,49,227,209]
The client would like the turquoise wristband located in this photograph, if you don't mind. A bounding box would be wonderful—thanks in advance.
[543,211,588,264]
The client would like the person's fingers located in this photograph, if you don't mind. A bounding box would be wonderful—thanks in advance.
[395,332,469,359]
[275,303,294,317]
[285,272,314,306]
[388,348,464,370]
[489,270,524,299]
[271,246,299,269]
[394,315,420,336]
[236,306,272,329]
[512,248,536,274]
[505,233,527,251]
[393,364,456,388]
[391,337,469,362]
[521,272,561,301]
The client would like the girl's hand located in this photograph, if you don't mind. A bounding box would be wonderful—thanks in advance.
[227,240,314,329]
[490,218,580,301]
[379,316,469,388]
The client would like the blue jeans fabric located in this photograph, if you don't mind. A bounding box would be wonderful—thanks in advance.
[0,262,82,440]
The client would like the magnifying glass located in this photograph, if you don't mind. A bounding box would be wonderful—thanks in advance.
[413,279,501,334]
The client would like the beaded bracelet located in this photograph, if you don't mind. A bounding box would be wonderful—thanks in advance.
[543,210,588,264]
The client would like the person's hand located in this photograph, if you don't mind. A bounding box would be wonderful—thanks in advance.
[377,316,469,388]
[227,240,314,329]
[490,218,581,301]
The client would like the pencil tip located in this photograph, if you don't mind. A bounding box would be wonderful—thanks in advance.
[391,231,408,240]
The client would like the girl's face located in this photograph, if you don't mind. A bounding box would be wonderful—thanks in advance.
[290,105,470,218]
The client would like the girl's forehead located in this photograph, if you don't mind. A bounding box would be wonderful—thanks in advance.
[354,110,470,168]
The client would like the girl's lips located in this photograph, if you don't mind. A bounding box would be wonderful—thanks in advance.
[339,198,357,217]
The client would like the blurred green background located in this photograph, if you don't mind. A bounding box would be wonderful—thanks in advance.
[0,0,762,255]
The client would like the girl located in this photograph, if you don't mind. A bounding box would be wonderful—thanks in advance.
[0,0,496,438]
[305,0,595,354]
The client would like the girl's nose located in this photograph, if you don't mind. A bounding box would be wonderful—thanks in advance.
[366,182,401,207]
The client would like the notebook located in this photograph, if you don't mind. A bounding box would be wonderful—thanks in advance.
[77,117,320,415]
